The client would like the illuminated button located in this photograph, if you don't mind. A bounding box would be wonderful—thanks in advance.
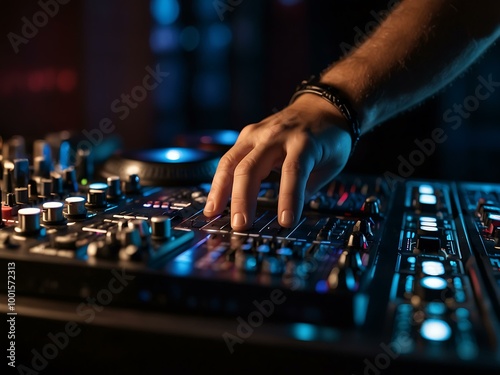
[426,302,446,315]
[417,276,451,302]
[422,261,445,276]
[421,276,447,290]
[419,216,437,223]
[419,185,435,195]
[421,221,437,227]
[419,194,437,205]
[88,182,108,190]
[420,319,452,341]
[420,225,439,232]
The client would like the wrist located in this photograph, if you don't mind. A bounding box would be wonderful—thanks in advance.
[289,76,361,156]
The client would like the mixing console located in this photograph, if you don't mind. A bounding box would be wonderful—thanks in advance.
[1,134,499,374]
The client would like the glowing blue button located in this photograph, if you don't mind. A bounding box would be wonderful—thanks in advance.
[419,194,437,205]
[455,308,469,319]
[420,225,439,232]
[426,302,446,315]
[88,182,108,190]
[151,0,180,25]
[165,149,181,161]
[422,261,445,276]
[420,276,447,290]
[315,280,329,294]
[420,221,437,227]
[419,185,435,195]
[407,256,416,264]
[290,323,317,341]
[420,216,437,222]
[420,319,452,341]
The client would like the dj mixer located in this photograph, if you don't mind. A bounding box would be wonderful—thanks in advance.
[1,133,500,374]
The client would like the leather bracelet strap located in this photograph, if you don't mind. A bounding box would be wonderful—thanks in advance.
[289,76,361,156]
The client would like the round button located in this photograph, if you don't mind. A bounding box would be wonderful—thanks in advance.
[151,216,171,240]
[420,319,452,341]
[86,189,107,208]
[42,201,65,224]
[65,196,87,219]
[15,207,41,236]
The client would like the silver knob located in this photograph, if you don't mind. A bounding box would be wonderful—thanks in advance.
[15,207,41,235]
[42,201,65,223]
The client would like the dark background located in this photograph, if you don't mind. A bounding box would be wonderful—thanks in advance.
[1,0,500,183]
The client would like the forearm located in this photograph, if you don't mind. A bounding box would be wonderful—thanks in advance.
[320,0,500,132]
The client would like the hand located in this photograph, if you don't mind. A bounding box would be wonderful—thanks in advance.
[203,93,353,231]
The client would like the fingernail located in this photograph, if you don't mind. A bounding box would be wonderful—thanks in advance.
[204,199,215,213]
[280,210,294,227]
[232,212,246,228]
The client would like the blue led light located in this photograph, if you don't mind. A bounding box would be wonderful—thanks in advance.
[420,276,447,290]
[419,185,434,195]
[136,148,213,164]
[407,256,416,264]
[207,23,232,48]
[150,26,179,52]
[315,280,329,294]
[165,149,181,161]
[419,216,437,222]
[427,302,446,315]
[290,323,317,341]
[455,308,470,319]
[151,0,180,25]
[420,319,452,341]
[200,130,239,146]
[88,182,108,190]
[180,26,200,51]
[422,261,445,276]
[420,225,439,232]
[419,194,437,205]
[420,221,437,227]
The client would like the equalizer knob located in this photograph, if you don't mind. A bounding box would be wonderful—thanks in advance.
[64,196,87,220]
[346,231,368,251]
[106,175,123,200]
[121,174,141,195]
[15,207,41,236]
[361,196,381,217]
[151,216,172,240]
[15,187,29,205]
[42,201,65,224]
[86,189,107,208]
[75,148,94,183]
[352,219,374,240]
[63,166,79,193]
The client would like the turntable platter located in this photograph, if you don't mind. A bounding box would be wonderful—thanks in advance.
[100,147,221,186]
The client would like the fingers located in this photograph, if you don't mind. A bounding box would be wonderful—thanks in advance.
[230,145,283,231]
[277,139,314,227]
[203,142,253,217]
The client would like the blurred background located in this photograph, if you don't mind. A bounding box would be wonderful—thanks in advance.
[1,0,500,183]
